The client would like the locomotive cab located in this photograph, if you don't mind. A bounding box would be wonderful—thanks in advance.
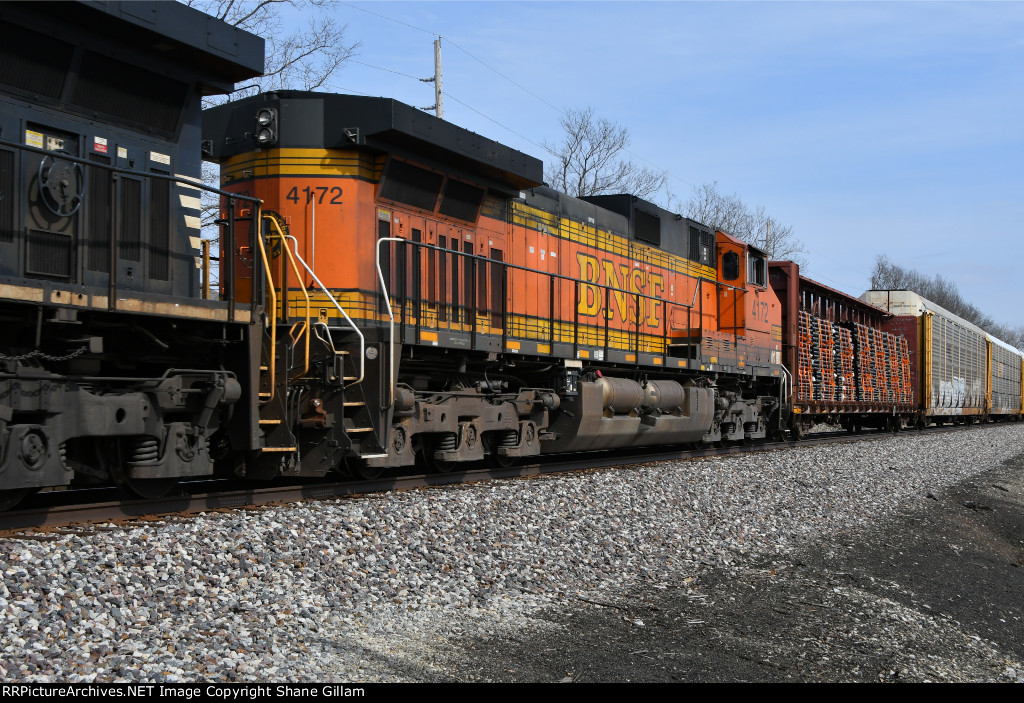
[716,231,774,340]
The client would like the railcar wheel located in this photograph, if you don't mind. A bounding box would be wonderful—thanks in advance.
[102,439,179,500]
[690,439,707,451]
[0,488,33,512]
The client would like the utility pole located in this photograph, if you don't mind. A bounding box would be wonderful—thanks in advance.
[765,218,771,257]
[419,36,443,119]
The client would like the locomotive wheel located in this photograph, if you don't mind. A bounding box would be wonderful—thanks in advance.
[690,439,707,451]
[486,452,518,469]
[347,458,383,481]
[422,436,457,474]
[0,488,33,512]
[484,435,518,469]
[101,439,179,500]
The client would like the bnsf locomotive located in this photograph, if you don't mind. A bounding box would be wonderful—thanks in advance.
[0,2,1020,510]
[202,91,786,478]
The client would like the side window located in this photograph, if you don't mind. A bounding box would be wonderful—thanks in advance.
[748,254,765,287]
[722,251,740,281]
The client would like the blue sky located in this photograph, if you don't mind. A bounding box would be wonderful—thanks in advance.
[281,1,1023,326]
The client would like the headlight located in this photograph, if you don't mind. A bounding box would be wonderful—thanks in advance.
[254,107,278,146]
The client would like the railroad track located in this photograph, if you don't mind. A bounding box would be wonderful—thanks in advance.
[0,424,976,533]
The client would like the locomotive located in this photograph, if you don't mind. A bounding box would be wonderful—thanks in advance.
[0,1,1019,511]
[0,1,264,508]
[202,91,787,478]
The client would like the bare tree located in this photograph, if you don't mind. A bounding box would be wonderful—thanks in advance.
[870,255,1024,350]
[544,107,668,203]
[685,181,806,266]
[186,0,359,103]
[188,1,358,291]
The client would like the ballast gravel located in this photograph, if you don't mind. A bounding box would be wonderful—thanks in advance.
[1,424,1023,682]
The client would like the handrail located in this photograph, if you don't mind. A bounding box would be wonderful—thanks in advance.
[374,238,768,379]
[376,237,720,365]
[376,236,403,409]
[780,362,792,411]
[281,234,366,387]
[254,217,278,403]
[264,217,311,381]
[0,137,264,316]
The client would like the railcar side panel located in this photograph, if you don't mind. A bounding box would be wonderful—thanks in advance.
[863,290,987,418]
[988,335,1023,416]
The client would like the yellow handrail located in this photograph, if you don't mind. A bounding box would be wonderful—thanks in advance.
[255,216,278,403]
[264,216,311,380]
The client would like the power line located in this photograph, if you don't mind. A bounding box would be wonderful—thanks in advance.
[442,37,564,115]
[339,1,436,35]
[350,60,423,82]
[340,2,695,195]
[444,92,554,156]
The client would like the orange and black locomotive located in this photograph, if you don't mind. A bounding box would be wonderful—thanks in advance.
[203,92,787,477]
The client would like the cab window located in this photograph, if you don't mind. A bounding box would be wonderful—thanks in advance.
[748,254,765,287]
[722,251,740,281]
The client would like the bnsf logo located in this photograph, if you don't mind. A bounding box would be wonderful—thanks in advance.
[576,253,665,328]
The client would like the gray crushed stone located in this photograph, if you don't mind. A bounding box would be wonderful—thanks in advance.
[1,424,1023,682]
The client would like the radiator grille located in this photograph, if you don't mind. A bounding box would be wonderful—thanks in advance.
[0,22,73,99]
[71,52,187,134]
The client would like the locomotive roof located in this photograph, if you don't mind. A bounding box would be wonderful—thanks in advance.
[1,0,264,89]
[203,92,543,192]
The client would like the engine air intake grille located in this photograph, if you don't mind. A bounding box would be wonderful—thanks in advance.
[0,149,13,243]
[27,229,73,279]
[149,180,170,280]
[87,155,111,272]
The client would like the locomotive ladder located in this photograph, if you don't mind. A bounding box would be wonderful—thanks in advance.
[255,217,384,459]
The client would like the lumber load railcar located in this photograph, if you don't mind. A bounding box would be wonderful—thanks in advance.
[0,1,265,508]
[769,262,916,437]
[864,290,1024,425]
[203,92,787,476]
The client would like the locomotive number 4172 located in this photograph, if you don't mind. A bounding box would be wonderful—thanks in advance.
[751,300,770,322]
[285,186,343,205]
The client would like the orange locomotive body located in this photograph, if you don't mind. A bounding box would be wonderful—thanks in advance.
[204,92,786,476]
